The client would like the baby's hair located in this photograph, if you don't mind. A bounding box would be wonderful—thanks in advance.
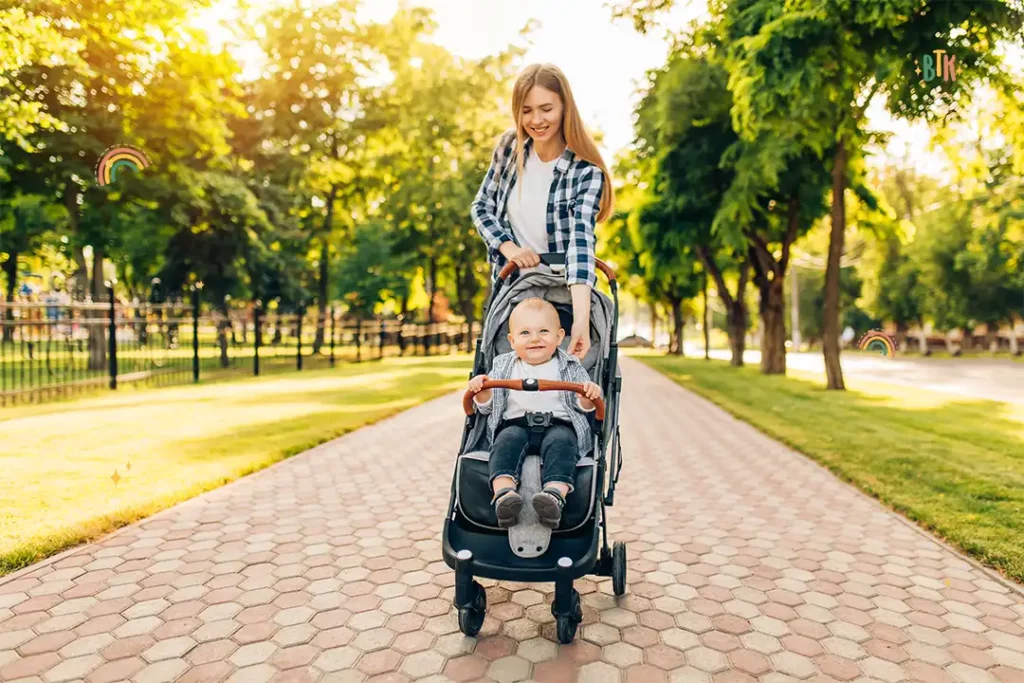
[509,297,561,332]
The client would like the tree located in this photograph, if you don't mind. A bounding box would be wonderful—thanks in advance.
[721,0,1024,386]
[335,222,411,360]
[0,8,82,151]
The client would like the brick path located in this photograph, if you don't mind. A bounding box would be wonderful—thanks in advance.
[1,356,1023,683]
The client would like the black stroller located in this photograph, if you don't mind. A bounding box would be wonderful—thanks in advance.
[441,253,626,644]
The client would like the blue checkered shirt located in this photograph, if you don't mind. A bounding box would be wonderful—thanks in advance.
[470,129,605,288]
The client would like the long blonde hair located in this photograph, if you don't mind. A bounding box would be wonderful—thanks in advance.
[511,63,615,224]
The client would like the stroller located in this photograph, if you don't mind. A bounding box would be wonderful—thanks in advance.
[441,253,626,644]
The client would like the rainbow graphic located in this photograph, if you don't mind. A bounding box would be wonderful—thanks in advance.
[857,329,898,358]
[95,145,150,186]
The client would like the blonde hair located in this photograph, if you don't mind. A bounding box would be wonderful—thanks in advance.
[509,297,561,332]
[511,63,615,224]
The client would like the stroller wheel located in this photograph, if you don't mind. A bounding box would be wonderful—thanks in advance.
[612,541,627,597]
[553,588,583,644]
[556,614,578,644]
[458,581,487,637]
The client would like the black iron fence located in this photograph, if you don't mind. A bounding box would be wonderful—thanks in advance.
[0,296,481,407]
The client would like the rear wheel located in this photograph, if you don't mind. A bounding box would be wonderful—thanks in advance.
[458,581,487,637]
[612,541,627,596]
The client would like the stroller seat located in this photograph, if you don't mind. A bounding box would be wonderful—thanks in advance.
[455,451,598,533]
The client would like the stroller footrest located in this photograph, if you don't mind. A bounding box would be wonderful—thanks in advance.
[508,456,552,558]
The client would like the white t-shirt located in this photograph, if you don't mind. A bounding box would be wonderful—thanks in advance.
[505,357,569,420]
[506,151,557,271]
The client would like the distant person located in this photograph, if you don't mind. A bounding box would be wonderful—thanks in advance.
[471,63,615,361]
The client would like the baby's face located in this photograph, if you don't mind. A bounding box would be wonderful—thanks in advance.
[508,308,564,364]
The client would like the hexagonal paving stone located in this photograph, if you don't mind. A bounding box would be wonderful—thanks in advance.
[5,356,1024,683]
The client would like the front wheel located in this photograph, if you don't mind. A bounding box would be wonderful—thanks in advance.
[612,541,627,596]
[556,614,578,644]
[457,581,487,637]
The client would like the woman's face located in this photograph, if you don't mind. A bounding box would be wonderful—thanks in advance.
[521,86,563,144]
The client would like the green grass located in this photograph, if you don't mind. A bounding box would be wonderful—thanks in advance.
[633,351,1024,584]
[0,354,473,577]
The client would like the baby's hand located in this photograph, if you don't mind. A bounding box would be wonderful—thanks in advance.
[468,374,489,393]
[580,381,602,401]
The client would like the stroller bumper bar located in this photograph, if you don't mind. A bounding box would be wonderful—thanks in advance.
[498,252,617,283]
[463,379,606,421]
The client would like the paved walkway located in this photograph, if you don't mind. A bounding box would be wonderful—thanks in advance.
[1,357,1023,683]
[692,347,1024,405]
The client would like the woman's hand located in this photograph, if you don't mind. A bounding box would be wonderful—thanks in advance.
[568,320,591,360]
[498,242,541,270]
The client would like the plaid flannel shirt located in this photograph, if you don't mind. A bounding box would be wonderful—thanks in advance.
[470,129,605,288]
[473,348,597,461]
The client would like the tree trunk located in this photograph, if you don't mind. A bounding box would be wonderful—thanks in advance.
[313,241,329,353]
[702,274,710,360]
[669,297,683,356]
[2,250,17,344]
[759,275,786,374]
[649,305,657,347]
[453,260,478,354]
[823,139,847,390]
[1010,318,1020,356]
[946,330,960,356]
[87,249,107,371]
[895,321,908,355]
[62,182,88,300]
[986,322,999,354]
[727,304,747,367]
[695,247,749,367]
[961,326,973,353]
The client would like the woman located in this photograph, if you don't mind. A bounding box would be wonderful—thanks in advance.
[471,63,615,360]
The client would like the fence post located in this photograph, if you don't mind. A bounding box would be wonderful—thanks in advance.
[329,306,335,368]
[192,283,201,383]
[253,302,261,376]
[356,318,362,363]
[379,317,385,359]
[107,283,118,390]
[296,305,304,371]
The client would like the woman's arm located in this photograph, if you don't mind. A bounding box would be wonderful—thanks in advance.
[565,166,604,359]
[564,165,604,289]
[471,131,516,254]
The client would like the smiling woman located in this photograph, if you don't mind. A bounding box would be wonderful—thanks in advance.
[470,64,616,363]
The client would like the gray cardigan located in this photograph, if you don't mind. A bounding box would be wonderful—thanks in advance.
[474,347,597,459]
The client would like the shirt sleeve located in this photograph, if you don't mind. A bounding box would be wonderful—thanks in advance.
[473,393,493,414]
[565,164,604,288]
[575,395,596,413]
[471,130,516,256]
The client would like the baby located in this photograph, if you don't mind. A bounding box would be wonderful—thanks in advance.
[468,298,602,529]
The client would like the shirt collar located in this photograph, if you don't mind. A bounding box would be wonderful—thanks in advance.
[522,135,574,175]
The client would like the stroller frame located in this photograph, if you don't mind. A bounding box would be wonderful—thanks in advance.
[441,253,626,643]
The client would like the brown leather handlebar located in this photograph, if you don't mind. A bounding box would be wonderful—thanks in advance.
[498,257,617,282]
[463,379,605,421]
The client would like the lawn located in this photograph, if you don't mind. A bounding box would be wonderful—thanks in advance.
[0,354,473,577]
[633,351,1024,584]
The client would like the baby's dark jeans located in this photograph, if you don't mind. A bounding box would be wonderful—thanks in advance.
[488,416,578,492]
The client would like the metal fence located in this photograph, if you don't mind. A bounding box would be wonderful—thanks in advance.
[0,296,481,407]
